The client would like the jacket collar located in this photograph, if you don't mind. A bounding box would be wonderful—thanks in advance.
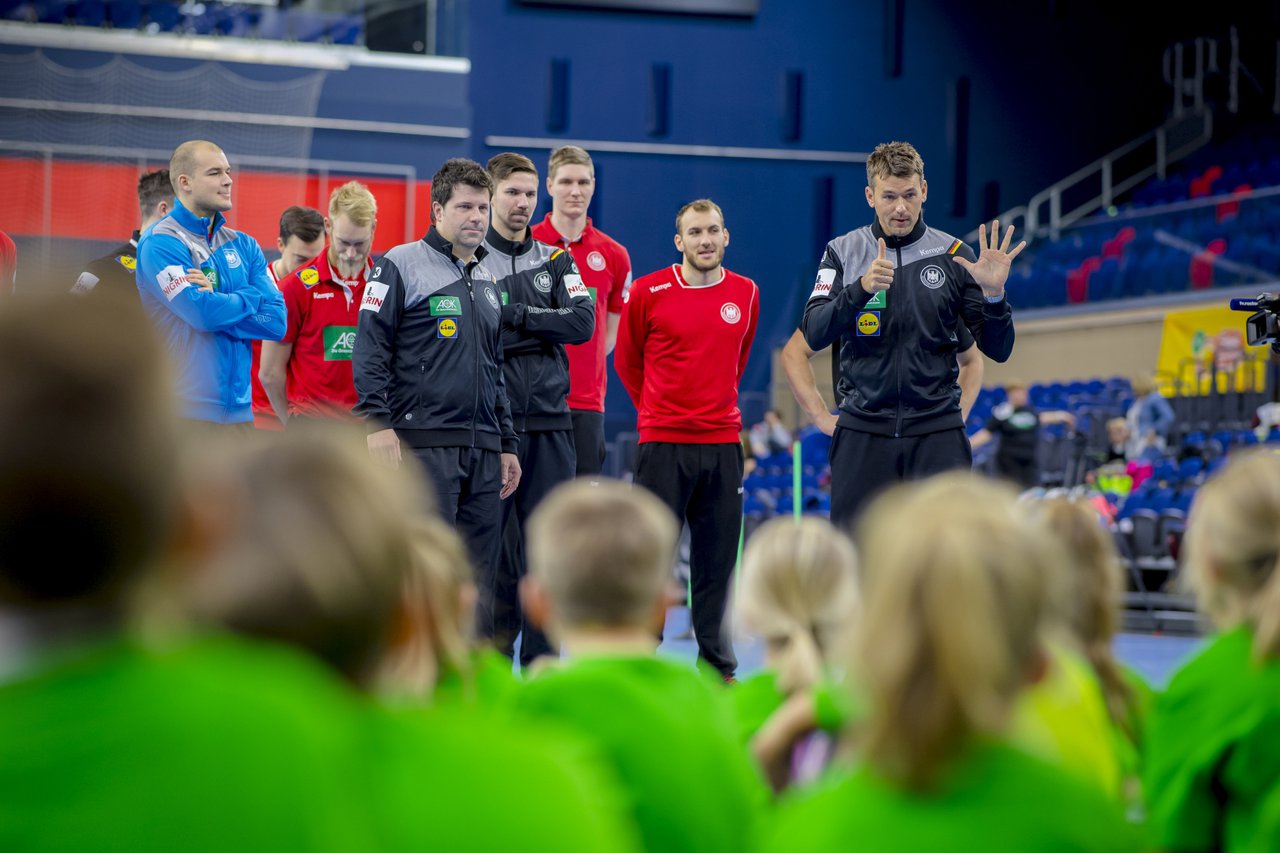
[170,197,226,242]
[483,225,534,258]
[871,215,928,250]
[424,227,488,265]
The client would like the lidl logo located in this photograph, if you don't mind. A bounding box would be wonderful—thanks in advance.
[438,318,458,339]
[856,311,881,337]
[300,268,320,287]
[117,255,137,271]
[429,295,462,316]
[323,326,357,361]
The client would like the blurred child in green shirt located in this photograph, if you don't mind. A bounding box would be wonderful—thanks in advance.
[1145,449,1280,853]
[732,516,859,791]
[515,478,770,853]
[768,473,1140,853]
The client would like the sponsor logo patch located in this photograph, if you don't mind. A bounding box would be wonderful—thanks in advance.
[501,291,509,305]
[920,265,946,289]
[534,271,553,293]
[429,295,463,316]
[158,265,191,302]
[721,302,741,324]
[564,274,589,298]
[484,287,500,310]
[587,286,598,302]
[223,249,242,268]
[323,326,357,361]
[809,267,836,300]
[587,250,606,271]
[856,311,881,337]
[437,318,458,339]
[361,282,389,312]
[866,290,886,309]
[300,267,320,287]
[117,255,136,271]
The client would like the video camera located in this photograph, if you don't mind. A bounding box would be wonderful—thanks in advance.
[1229,293,1280,352]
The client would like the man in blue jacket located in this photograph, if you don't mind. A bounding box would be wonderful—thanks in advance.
[136,140,286,427]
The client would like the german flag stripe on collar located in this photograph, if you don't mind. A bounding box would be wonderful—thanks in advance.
[948,240,964,255]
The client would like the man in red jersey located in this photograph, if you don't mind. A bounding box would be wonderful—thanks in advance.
[260,183,376,425]
[614,198,759,679]
[252,205,325,429]
[531,145,632,477]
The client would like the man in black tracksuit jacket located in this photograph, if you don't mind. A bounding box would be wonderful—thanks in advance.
[479,152,594,666]
[353,159,520,594]
[802,141,1023,527]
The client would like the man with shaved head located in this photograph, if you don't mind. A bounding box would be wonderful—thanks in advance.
[136,140,286,428]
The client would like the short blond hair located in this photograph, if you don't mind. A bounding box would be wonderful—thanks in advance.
[527,479,677,629]
[675,198,725,233]
[547,145,594,181]
[738,517,858,693]
[328,181,377,227]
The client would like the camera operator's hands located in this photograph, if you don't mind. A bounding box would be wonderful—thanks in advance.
[861,238,894,296]
[954,220,1026,299]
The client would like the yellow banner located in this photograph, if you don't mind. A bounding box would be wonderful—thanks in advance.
[1157,305,1267,394]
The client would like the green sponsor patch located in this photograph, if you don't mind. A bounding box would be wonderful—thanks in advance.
[587,287,598,301]
[429,295,463,316]
[865,290,886,309]
[323,326,358,361]
[501,291,509,306]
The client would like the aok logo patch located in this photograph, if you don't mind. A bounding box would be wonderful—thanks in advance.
[323,326,357,361]
[429,295,462,316]
[300,268,320,287]
[856,311,881,337]
[437,318,459,339]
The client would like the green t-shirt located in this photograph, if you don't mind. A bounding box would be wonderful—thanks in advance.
[730,668,855,744]
[766,740,1142,853]
[0,633,376,852]
[433,646,521,709]
[1144,625,1280,853]
[1011,643,1123,799]
[514,653,770,853]
[366,703,642,853]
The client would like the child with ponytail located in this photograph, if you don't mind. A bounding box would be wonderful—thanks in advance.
[1145,449,1280,853]
[767,473,1138,852]
[733,517,859,790]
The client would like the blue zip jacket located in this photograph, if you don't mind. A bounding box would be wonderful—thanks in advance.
[136,198,286,423]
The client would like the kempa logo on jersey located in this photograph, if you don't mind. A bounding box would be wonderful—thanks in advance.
[721,303,741,324]
[649,283,671,294]
[534,272,553,293]
[223,249,242,268]
[920,265,946,289]
[587,251,606,271]
[856,311,881,336]
[429,295,462,316]
[323,326,357,361]
[917,245,947,258]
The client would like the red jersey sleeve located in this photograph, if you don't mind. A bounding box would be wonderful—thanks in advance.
[738,280,760,382]
[608,243,631,314]
[613,280,647,408]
